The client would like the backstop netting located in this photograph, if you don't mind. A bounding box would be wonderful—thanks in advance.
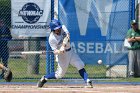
[58,0,135,78]
[0,0,137,81]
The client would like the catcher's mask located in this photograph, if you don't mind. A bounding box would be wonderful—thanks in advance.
[49,19,62,31]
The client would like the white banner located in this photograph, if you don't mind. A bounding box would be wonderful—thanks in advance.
[11,0,51,38]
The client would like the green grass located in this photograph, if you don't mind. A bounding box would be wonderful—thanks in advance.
[1,57,139,83]
[8,58,46,79]
[9,59,107,79]
[7,58,107,79]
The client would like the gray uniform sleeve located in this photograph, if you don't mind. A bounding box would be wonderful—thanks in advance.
[49,33,57,50]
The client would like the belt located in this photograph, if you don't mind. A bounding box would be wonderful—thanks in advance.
[65,48,71,52]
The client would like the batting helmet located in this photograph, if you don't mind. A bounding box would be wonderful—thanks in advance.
[49,19,62,31]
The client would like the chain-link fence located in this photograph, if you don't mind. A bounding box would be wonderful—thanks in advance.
[58,0,136,79]
[0,39,46,79]
[4,39,106,80]
[3,40,124,80]
[0,0,138,81]
[7,38,107,79]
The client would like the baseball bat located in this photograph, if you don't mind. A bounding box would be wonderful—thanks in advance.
[21,51,53,54]
[11,51,53,55]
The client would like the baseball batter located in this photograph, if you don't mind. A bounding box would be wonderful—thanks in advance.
[37,19,93,88]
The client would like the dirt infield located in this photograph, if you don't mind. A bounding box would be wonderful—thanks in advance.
[0,83,140,93]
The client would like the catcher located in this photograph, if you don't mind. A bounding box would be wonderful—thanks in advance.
[37,19,93,88]
[0,63,12,82]
[0,19,12,81]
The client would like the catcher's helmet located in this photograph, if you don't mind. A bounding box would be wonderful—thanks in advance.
[49,19,62,31]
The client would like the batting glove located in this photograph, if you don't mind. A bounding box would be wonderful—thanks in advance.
[54,49,64,55]
[60,46,65,51]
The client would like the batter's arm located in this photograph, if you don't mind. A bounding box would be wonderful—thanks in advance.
[62,25,70,45]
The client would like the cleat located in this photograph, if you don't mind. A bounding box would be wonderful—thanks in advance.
[85,80,93,88]
[37,76,47,87]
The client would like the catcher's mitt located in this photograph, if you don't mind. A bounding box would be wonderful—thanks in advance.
[4,68,13,82]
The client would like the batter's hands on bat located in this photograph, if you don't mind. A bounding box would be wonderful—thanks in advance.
[53,49,64,55]
[63,34,70,45]
[54,45,66,54]
[60,46,65,51]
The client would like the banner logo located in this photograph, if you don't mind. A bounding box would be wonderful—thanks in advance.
[74,0,113,36]
[18,3,43,24]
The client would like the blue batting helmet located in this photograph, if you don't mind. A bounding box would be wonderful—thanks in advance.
[49,19,62,31]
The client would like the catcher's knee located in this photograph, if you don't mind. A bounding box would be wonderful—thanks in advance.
[4,68,13,82]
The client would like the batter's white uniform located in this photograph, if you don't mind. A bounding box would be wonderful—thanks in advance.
[49,25,85,79]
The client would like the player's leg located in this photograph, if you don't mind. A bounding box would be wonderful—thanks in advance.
[78,68,93,87]
[128,50,135,77]
[37,64,69,87]
[1,60,8,78]
[37,73,55,88]
[136,50,140,76]
[37,55,69,87]
[70,52,93,88]
[0,63,12,81]
[1,51,9,78]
